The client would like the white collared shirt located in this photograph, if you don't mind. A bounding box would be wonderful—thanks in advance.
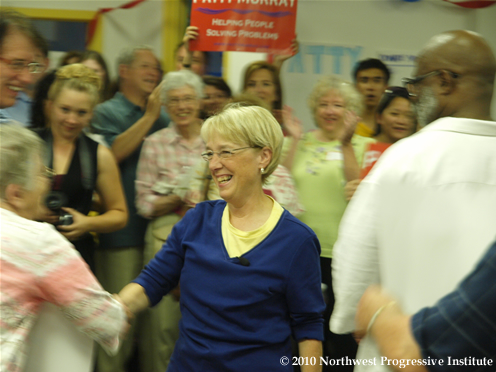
[330,117,496,371]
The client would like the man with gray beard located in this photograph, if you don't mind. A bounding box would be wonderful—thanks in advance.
[329,30,496,372]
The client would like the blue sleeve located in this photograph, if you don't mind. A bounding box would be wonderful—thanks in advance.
[411,241,496,370]
[91,105,120,147]
[132,211,192,306]
[285,234,326,342]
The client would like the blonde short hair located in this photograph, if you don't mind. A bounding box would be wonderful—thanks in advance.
[308,75,364,123]
[201,104,283,183]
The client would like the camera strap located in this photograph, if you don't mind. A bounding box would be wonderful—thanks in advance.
[39,129,96,191]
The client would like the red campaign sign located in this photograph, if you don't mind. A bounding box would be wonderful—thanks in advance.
[189,0,297,53]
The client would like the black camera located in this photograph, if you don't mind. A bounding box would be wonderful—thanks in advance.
[45,191,73,226]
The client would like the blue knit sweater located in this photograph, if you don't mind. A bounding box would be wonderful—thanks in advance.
[134,200,325,371]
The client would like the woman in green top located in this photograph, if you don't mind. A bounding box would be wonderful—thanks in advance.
[282,75,375,371]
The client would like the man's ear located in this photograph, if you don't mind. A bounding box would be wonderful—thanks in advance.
[438,70,457,96]
[119,64,128,80]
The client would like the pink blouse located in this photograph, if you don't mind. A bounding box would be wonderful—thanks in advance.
[0,208,127,372]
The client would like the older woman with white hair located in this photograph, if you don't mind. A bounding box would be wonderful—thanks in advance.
[0,125,129,372]
[136,69,204,220]
[121,104,325,371]
[134,68,205,371]
[282,75,375,370]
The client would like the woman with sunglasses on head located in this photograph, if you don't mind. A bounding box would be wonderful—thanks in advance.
[119,104,325,372]
[373,86,417,145]
[348,87,417,198]
[35,64,128,271]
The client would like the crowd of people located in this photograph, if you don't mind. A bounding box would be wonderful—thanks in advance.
[1,8,496,372]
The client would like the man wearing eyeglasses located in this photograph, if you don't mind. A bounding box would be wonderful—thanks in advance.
[330,30,496,371]
[0,11,42,112]
[1,25,48,127]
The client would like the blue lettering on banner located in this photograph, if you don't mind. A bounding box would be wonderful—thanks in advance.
[328,46,344,73]
[306,45,325,73]
[288,45,363,74]
[378,53,416,66]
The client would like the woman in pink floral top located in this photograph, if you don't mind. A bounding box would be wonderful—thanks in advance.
[0,125,128,372]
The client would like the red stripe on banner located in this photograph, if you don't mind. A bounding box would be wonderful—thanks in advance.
[442,0,496,8]
[86,0,148,47]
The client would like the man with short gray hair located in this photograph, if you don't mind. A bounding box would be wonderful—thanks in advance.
[91,45,169,372]
[0,10,43,112]
[2,30,49,126]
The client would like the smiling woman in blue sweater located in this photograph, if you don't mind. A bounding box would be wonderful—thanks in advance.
[118,104,325,371]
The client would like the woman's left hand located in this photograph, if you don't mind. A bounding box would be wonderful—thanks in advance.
[273,37,299,66]
[56,207,90,241]
[282,105,303,140]
[344,179,361,201]
[340,110,359,145]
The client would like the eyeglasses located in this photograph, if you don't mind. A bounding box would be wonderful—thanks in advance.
[167,96,197,107]
[0,57,44,74]
[201,147,256,162]
[402,70,459,95]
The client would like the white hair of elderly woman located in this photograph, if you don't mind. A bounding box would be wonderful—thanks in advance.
[0,124,45,199]
[160,69,204,103]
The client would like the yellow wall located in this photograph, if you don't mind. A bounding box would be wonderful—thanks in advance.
[7,1,192,75]
[5,7,103,52]
[162,0,188,73]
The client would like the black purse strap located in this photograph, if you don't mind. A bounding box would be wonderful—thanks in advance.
[39,129,95,191]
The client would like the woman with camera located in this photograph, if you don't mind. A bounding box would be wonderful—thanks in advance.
[37,64,128,271]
